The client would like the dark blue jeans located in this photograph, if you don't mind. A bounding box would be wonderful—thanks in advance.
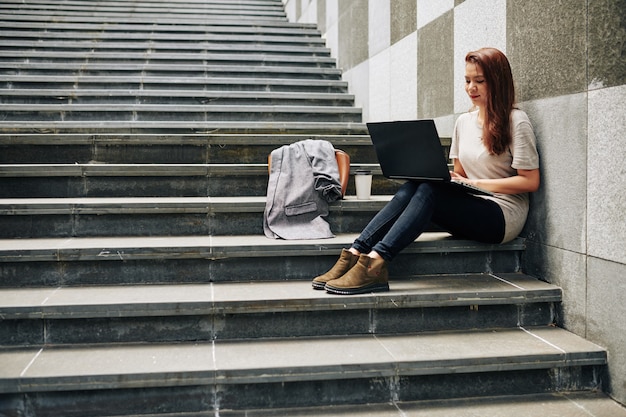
[352,181,505,261]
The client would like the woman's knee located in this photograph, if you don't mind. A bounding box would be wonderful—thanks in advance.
[395,181,433,201]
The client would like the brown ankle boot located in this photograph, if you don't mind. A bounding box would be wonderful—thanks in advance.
[324,255,389,295]
[312,249,358,290]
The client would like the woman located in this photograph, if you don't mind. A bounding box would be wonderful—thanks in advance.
[313,47,540,295]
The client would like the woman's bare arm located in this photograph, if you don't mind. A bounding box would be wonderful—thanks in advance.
[451,159,540,194]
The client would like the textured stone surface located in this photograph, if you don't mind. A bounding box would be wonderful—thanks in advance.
[417,0,454,29]
[338,0,369,70]
[0,327,605,394]
[368,0,390,56]
[588,0,626,89]
[587,85,626,264]
[523,241,588,336]
[507,0,587,102]
[588,257,626,405]
[368,48,391,120]
[417,10,453,118]
[521,93,588,253]
[453,0,506,113]
[390,32,418,119]
[390,0,417,45]
[317,0,327,33]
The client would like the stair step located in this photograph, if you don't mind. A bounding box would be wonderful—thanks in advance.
[0,89,350,97]
[0,133,381,164]
[0,232,522,261]
[0,162,394,198]
[1,40,330,55]
[0,233,526,287]
[0,12,295,26]
[0,120,368,134]
[0,196,390,237]
[0,18,322,36]
[0,6,287,21]
[0,63,343,79]
[0,103,361,123]
[0,327,606,411]
[0,133,374,145]
[0,50,337,66]
[0,90,354,107]
[0,273,560,345]
[1,76,347,91]
[193,393,626,417]
[0,273,560,319]
[0,29,325,45]
[1,7,286,21]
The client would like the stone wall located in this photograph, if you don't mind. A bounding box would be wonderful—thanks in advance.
[283,0,626,406]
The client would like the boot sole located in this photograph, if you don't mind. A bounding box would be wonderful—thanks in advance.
[324,282,390,295]
[311,281,327,290]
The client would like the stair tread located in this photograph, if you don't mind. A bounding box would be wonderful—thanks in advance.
[0,326,606,393]
[0,62,340,71]
[0,273,561,318]
[214,392,626,417]
[0,90,351,99]
[0,21,321,36]
[0,10,287,22]
[0,133,373,145]
[0,28,325,41]
[0,195,390,214]
[0,50,332,59]
[0,104,360,113]
[2,39,328,52]
[0,232,525,260]
[0,163,381,179]
[0,11,318,26]
[1,75,345,84]
[0,120,368,132]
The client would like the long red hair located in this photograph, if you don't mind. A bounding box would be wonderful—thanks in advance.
[465,48,516,155]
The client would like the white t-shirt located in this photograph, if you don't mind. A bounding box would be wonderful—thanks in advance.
[450,109,540,242]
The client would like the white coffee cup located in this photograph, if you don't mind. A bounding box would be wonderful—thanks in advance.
[355,169,372,200]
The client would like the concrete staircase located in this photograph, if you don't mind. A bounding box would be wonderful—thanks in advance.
[0,1,623,416]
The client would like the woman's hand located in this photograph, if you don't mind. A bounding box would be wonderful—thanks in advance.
[450,171,482,188]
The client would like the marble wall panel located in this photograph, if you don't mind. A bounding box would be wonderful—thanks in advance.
[368,49,391,121]
[588,0,626,89]
[587,256,626,405]
[368,0,390,56]
[325,0,338,28]
[453,0,506,113]
[521,93,588,254]
[323,0,339,61]
[417,0,454,30]
[298,0,317,24]
[283,0,297,20]
[587,85,626,264]
[338,0,369,70]
[524,242,588,336]
[390,32,418,120]
[390,0,417,45]
[507,0,587,102]
[343,61,370,121]
[417,11,454,118]
[317,0,326,33]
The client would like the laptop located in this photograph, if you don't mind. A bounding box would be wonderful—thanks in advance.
[366,119,494,196]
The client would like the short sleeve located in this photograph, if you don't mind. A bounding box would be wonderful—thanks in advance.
[510,111,540,170]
